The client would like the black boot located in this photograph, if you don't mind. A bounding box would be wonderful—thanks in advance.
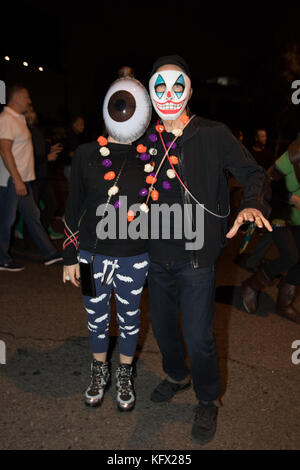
[242,267,272,313]
[276,278,300,324]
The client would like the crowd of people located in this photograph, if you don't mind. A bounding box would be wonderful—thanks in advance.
[0,56,299,446]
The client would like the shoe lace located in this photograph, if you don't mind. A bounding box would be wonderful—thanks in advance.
[117,366,132,391]
[90,364,108,392]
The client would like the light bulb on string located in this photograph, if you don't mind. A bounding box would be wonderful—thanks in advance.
[23,61,28,67]
[4,56,10,61]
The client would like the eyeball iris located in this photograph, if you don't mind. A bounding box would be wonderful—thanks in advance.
[108,90,136,122]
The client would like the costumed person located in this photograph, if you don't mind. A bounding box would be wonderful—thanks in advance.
[62,77,152,411]
[140,55,272,445]
[242,138,300,323]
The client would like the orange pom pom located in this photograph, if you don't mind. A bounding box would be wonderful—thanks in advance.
[127,210,135,222]
[97,136,108,146]
[104,171,116,181]
[169,156,178,165]
[151,161,155,167]
[137,144,147,153]
[146,175,157,185]
[151,189,159,201]
[180,115,190,124]
[155,124,165,133]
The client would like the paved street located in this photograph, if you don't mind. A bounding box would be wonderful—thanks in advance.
[0,231,300,450]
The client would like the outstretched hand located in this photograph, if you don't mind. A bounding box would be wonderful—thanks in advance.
[226,208,273,239]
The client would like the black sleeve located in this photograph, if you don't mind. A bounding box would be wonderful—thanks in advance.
[62,145,85,265]
[220,124,272,218]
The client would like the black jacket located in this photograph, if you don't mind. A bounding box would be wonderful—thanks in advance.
[63,142,148,265]
[147,115,271,268]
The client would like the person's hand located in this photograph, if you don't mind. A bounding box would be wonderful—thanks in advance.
[226,208,273,239]
[290,194,300,212]
[63,264,80,287]
[47,150,59,162]
[51,143,63,152]
[13,177,27,196]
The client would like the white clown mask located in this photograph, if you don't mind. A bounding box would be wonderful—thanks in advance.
[149,70,191,121]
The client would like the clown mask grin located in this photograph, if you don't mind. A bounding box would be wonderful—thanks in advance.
[149,70,191,121]
[153,98,185,115]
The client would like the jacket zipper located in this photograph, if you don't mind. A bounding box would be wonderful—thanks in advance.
[78,208,87,229]
[178,145,199,269]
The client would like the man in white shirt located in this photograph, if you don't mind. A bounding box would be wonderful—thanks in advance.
[0,85,63,271]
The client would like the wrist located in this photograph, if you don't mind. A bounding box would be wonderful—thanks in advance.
[12,175,23,184]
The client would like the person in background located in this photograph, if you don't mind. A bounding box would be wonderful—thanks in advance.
[118,65,135,79]
[64,115,85,183]
[251,128,274,170]
[21,106,63,239]
[232,128,244,144]
[0,85,63,271]
[242,138,300,323]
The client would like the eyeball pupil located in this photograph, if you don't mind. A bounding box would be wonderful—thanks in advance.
[115,99,126,112]
[108,90,136,122]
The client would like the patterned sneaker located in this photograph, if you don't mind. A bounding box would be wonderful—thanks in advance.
[115,364,135,412]
[85,359,110,407]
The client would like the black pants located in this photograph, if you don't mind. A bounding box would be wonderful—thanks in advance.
[264,225,300,285]
[148,259,221,402]
[31,178,58,231]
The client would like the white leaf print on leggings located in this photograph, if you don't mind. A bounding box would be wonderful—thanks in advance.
[90,293,107,303]
[131,287,143,295]
[133,261,148,269]
[115,293,129,305]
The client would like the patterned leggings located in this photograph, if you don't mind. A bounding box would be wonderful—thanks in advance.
[79,249,149,356]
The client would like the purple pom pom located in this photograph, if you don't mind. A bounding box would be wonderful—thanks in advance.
[139,188,148,197]
[102,158,112,168]
[150,172,156,177]
[114,200,123,209]
[148,133,158,142]
[166,141,177,149]
[162,181,171,190]
[140,153,150,162]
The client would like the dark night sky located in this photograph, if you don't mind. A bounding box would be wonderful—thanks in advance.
[1,1,300,142]
[3,2,298,73]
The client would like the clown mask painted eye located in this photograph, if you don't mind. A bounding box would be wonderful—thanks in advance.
[103,78,152,143]
[154,74,166,99]
[174,74,185,98]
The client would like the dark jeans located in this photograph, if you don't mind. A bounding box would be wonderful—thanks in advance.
[246,231,273,270]
[264,225,300,285]
[31,178,58,230]
[148,259,221,402]
[0,178,56,265]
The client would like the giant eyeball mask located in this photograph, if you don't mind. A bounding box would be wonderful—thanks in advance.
[103,78,152,143]
[149,70,191,121]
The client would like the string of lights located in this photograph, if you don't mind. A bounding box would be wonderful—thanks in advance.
[3,56,44,72]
